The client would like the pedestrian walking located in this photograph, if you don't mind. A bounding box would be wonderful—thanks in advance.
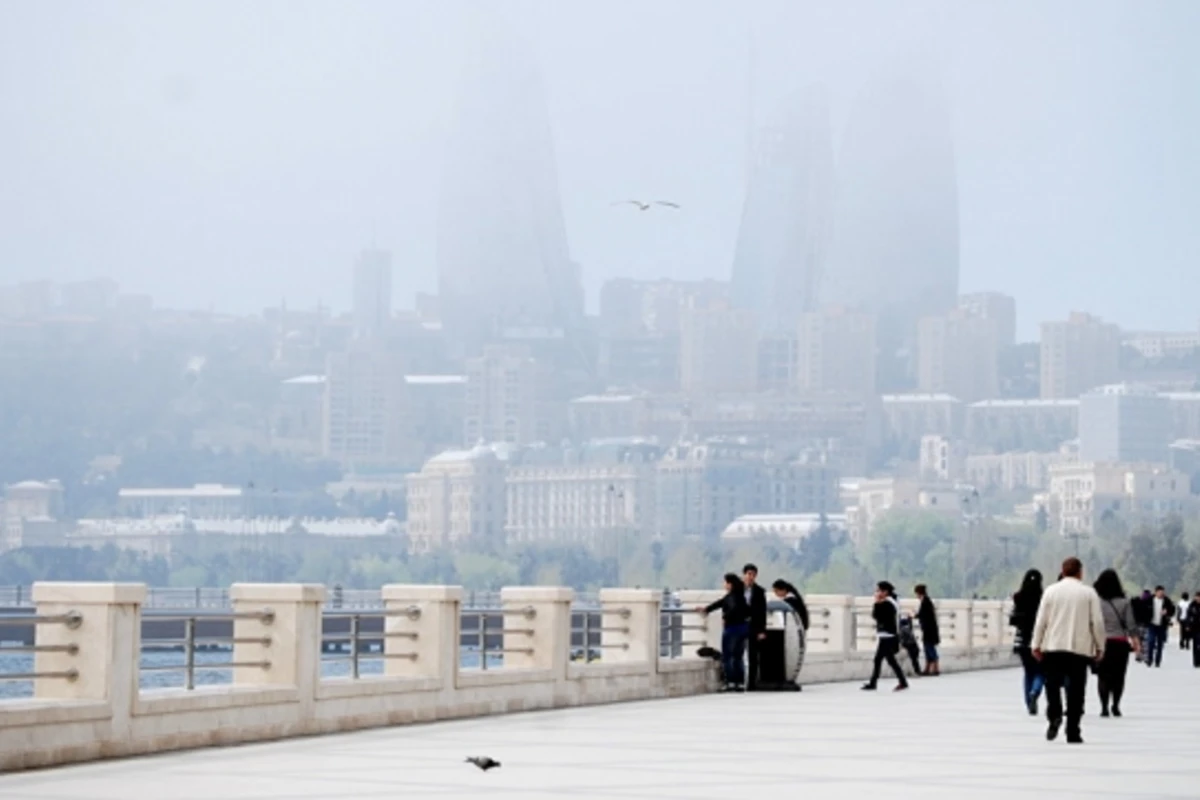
[1092,568,1140,718]
[898,612,922,676]
[698,573,750,693]
[1144,586,1176,668]
[1010,569,1045,715]
[1178,592,1192,651]
[862,581,909,692]
[915,584,941,676]
[742,564,768,691]
[1188,592,1200,668]
[1031,557,1106,745]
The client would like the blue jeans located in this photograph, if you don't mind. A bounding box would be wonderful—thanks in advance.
[1145,625,1167,666]
[721,623,749,686]
[923,642,939,664]
[1018,647,1044,707]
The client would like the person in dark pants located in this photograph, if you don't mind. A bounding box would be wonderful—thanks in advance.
[914,584,940,676]
[898,612,922,676]
[699,573,750,692]
[1032,557,1106,745]
[862,581,909,692]
[1093,568,1140,718]
[1188,592,1200,668]
[1010,569,1045,715]
[1144,586,1176,668]
[743,564,768,691]
[1178,592,1192,651]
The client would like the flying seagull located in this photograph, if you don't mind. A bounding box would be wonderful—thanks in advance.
[466,756,501,771]
[612,200,680,211]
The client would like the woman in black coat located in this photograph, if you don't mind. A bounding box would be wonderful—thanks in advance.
[1010,569,1045,715]
[914,584,941,676]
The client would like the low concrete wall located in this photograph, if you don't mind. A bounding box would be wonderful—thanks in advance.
[0,583,1015,772]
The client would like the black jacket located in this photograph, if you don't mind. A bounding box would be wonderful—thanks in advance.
[746,583,768,634]
[873,597,900,637]
[917,596,940,646]
[783,594,810,631]
[705,589,750,629]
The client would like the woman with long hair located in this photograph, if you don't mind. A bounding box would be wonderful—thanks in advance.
[1010,569,1045,715]
[699,573,750,692]
[771,579,810,631]
[1093,568,1140,717]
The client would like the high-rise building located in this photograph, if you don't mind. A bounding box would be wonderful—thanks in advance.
[1078,383,1172,465]
[322,345,409,466]
[917,309,999,403]
[822,62,959,373]
[730,88,834,330]
[436,25,582,355]
[757,332,797,394]
[1039,312,1121,399]
[796,307,876,396]
[464,345,563,446]
[958,292,1017,349]
[678,299,758,395]
[352,249,392,340]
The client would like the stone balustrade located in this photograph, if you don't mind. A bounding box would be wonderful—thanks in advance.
[0,582,1017,772]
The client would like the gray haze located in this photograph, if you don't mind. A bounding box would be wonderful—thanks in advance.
[2,0,1198,337]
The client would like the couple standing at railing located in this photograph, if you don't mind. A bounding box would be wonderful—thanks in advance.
[695,564,808,692]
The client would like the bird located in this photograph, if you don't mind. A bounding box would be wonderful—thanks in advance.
[466,756,501,771]
[611,200,680,211]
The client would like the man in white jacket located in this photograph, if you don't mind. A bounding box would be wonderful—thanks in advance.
[1031,557,1106,745]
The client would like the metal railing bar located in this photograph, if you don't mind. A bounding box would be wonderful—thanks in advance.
[0,643,78,655]
[3,612,83,628]
[139,661,269,672]
[0,669,78,681]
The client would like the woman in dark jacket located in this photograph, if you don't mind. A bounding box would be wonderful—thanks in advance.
[700,573,750,691]
[914,584,941,676]
[771,579,810,630]
[1010,569,1044,715]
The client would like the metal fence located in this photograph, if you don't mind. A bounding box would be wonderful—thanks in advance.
[138,609,274,690]
[0,609,83,687]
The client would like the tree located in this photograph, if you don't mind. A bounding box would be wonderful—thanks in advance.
[1118,516,1195,591]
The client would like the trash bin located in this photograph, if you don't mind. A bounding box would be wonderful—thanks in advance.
[755,599,806,691]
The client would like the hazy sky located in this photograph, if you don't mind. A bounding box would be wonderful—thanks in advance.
[1,0,1198,337]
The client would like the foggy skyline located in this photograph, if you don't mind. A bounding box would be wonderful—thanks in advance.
[2,1,1199,338]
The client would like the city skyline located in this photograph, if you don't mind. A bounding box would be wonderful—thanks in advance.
[1,2,1198,337]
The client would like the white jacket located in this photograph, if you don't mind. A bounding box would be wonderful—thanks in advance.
[1031,577,1105,658]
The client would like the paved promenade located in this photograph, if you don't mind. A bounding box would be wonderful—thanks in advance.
[2,655,1196,799]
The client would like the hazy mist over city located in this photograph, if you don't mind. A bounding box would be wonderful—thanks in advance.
[2,0,1200,608]
[3,0,1198,334]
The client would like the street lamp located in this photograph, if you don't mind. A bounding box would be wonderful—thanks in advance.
[607,484,626,585]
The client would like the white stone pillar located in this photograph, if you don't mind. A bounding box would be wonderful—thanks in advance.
[939,599,973,654]
[499,586,573,675]
[853,596,877,652]
[230,584,325,707]
[380,585,462,681]
[807,595,854,656]
[676,590,724,654]
[597,588,660,665]
[31,582,145,729]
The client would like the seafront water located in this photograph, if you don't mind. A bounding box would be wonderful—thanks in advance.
[0,649,504,700]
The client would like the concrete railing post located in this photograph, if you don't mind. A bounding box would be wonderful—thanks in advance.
[499,586,573,675]
[380,585,462,681]
[598,588,660,665]
[31,582,146,734]
[808,595,854,656]
[852,596,876,652]
[675,590,724,654]
[230,584,325,709]
[938,599,970,653]
[983,600,1005,650]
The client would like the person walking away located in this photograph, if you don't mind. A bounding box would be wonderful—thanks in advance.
[862,581,909,692]
[1132,589,1152,661]
[1178,592,1192,651]
[1144,586,1176,668]
[915,584,941,676]
[1092,568,1140,718]
[771,579,810,631]
[898,612,922,676]
[699,573,751,692]
[743,564,768,691]
[1188,592,1200,668]
[1031,557,1106,744]
[1010,569,1045,714]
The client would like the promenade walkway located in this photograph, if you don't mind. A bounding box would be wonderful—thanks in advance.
[3,656,1195,799]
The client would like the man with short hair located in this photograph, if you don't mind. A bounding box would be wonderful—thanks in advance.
[1032,557,1105,745]
[1144,586,1176,668]
[742,564,768,691]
